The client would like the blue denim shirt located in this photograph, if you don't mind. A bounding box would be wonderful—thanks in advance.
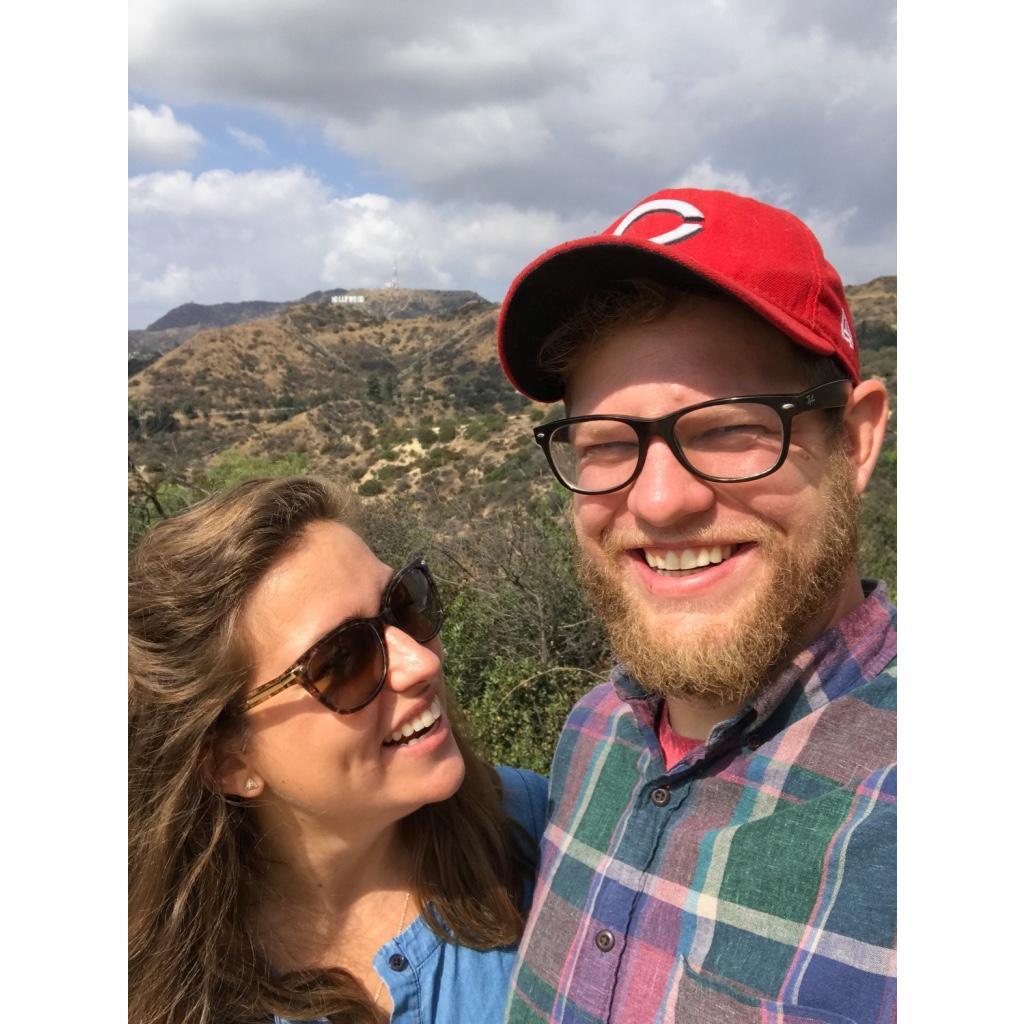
[277,765,548,1024]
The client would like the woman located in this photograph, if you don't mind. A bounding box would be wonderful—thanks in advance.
[129,476,547,1024]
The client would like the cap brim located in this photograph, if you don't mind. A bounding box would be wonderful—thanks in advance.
[499,236,848,402]
[500,241,713,402]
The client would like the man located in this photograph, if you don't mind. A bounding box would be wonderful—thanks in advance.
[496,189,895,1023]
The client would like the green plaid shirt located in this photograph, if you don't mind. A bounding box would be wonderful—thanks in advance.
[507,582,896,1023]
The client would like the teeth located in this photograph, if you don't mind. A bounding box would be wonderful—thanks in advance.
[643,544,738,573]
[388,696,443,745]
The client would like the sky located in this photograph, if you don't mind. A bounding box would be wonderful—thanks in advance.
[127,0,896,330]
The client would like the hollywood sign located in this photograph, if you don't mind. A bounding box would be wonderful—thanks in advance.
[330,295,366,304]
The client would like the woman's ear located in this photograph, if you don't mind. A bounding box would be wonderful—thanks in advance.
[842,378,889,495]
[202,734,263,799]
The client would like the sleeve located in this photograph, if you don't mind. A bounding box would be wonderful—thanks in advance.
[495,765,549,843]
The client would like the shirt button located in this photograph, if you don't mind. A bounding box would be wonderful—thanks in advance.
[595,929,615,952]
[748,734,763,750]
[388,953,408,972]
[651,786,671,807]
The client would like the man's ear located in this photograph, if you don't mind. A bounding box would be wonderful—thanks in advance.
[843,378,889,495]
[201,735,263,799]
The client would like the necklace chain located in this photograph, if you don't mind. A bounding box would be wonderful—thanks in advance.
[372,890,411,1008]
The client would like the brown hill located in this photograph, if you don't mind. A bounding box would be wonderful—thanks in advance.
[846,276,896,350]
[128,294,545,512]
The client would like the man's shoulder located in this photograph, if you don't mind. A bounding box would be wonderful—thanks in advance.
[568,676,623,717]
[549,676,646,791]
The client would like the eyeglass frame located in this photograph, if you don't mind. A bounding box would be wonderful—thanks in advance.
[532,379,852,494]
[238,557,444,715]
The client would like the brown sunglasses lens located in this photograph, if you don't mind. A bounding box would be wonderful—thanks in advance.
[306,621,385,712]
[388,566,443,642]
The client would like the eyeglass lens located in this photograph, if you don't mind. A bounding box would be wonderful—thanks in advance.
[305,564,442,711]
[548,402,786,491]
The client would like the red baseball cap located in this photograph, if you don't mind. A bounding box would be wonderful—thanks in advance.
[497,188,860,402]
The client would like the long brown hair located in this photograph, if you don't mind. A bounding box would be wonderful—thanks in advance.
[129,477,535,1024]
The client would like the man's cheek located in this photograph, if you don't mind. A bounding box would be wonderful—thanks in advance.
[573,496,613,549]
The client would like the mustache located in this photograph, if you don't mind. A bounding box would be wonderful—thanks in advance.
[595,525,774,558]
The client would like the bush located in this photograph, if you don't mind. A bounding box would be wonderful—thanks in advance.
[358,478,385,496]
[143,406,178,435]
[416,425,438,447]
[203,450,312,492]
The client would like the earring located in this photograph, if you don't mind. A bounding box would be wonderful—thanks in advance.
[244,778,258,792]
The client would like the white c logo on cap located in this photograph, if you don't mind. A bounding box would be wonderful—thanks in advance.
[612,198,705,245]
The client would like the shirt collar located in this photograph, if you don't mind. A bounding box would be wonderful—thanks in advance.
[613,580,896,752]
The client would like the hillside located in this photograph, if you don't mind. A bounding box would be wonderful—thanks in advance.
[128,291,543,515]
[129,287,487,368]
[845,276,896,349]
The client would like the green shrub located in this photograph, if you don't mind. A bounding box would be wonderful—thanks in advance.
[358,478,385,496]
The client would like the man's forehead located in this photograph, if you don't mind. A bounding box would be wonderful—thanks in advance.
[564,297,811,410]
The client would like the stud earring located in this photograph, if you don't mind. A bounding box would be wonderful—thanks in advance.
[244,778,258,792]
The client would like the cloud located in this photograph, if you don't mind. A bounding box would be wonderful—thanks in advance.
[127,1,893,211]
[128,167,596,328]
[127,1,895,318]
[128,103,202,166]
[226,125,268,154]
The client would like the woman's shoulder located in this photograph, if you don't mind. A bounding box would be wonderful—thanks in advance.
[495,765,548,842]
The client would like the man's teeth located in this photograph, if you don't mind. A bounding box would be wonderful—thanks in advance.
[643,545,735,572]
[388,696,442,745]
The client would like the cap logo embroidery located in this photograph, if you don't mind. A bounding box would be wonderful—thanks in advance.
[840,310,854,348]
[612,198,704,245]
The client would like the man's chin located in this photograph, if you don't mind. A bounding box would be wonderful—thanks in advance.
[606,600,788,706]
[578,552,781,706]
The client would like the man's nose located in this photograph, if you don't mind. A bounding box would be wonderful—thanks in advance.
[384,625,442,695]
[625,437,716,527]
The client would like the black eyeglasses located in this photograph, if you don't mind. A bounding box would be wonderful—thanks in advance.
[240,558,444,715]
[533,380,851,494]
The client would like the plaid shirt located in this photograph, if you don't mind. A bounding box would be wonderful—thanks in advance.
[507,583,896,1024]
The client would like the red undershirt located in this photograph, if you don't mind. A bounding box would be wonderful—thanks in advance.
[656,700,704,769]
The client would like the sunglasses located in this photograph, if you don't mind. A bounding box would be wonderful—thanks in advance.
[239,558,444,715]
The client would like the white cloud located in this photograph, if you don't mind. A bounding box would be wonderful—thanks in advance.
[325,103,552,182]
[672,161,758,197]
[128,167,596,328]
[226,125,268,154]
[128,103,202,166]
[127,1,895,318]
[127,1,894,216]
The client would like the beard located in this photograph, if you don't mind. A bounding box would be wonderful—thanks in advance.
[576,448,861,709]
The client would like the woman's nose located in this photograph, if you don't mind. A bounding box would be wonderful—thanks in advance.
[383,625,443,693]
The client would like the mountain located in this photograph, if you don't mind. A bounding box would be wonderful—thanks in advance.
[128,290,538,513]
[146,299,291,332]
[845,276,896,350]
[130,288,488,373]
